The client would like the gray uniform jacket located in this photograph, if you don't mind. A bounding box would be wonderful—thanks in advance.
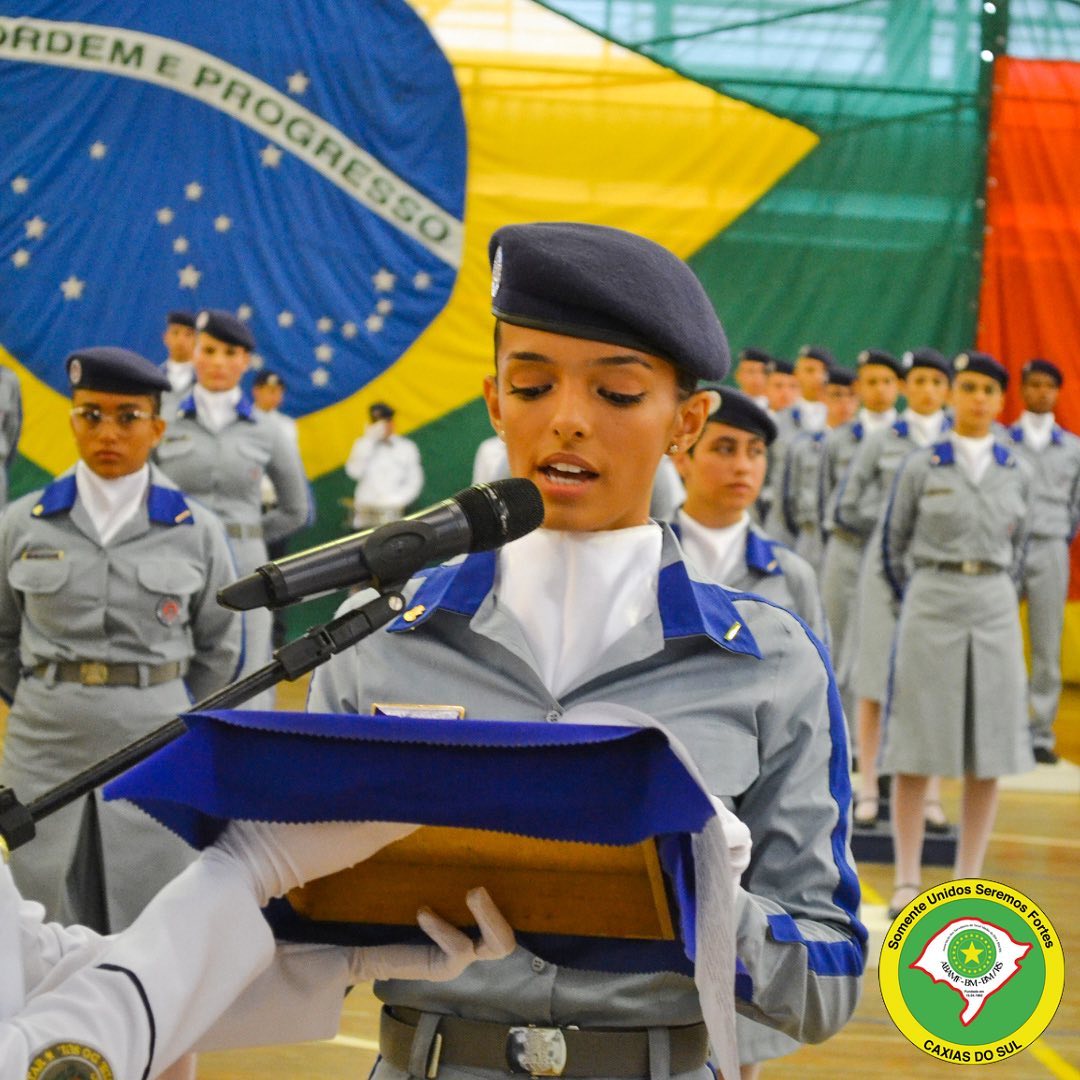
[308,527,865,1063]
[761,405,816,544]
[778,430,827,570]
[0,365,23,511]
[1005,422,1080,541]
[154,393,310,696]
[880,436,1035,778]
[0,466,242,928]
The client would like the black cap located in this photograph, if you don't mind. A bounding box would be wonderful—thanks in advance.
[196,309,255,350]
[828,366,857,387]
[737,346,773,365]
[702,386,778,445]
[797,345,836,367]
[766,357,794,376]
[67,346,170,396]
[489,222,730,382]
[167,310,196,328]
[901,347,950,376]
[856,348,904,378]
[1022,358,1063,386]
[952,350,1008,389]
[253,370,286,389]
[369,402,395,421]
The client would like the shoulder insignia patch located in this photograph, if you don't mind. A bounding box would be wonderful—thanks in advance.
[27,1042,115,1080]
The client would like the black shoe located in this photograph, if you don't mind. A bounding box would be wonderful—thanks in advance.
[1033,746,1059,765]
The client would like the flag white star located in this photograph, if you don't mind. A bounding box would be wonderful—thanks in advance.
[237,304,253,321]
[316,316,334,333]
[60,275,85,300]
[260,144,283,168]
[376,299,393,316]
[250,353,264,370]
[286,71,310,95]
[214,215,232,233]
[185,182,204,201]
[11,176,29,195]
[89,142,108,159]
[173,236,189,254]
[156,207,175,225]
[315,344,334,362]
[413,271,432,290]
[341,321,358,339]
[365,314,385,333]
[277,310,295,328]
[178,264,201,289]
[24,216,47,240]
[11,249,30,269]
[311,367,330,387]
[373,268,396,292]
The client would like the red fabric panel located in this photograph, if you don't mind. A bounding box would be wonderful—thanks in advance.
[977,58,1080,596]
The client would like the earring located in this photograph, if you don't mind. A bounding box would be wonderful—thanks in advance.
[498,428,506,441]
[668,442,679,455]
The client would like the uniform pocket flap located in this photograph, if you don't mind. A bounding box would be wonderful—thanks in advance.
[8,556,71,594]
[136,559,205,595]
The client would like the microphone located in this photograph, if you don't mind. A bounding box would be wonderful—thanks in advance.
[218,478,544,611]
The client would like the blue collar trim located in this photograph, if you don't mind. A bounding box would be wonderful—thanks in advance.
[745,529,783,576]
[32,474,77,517]
[176,392,256,422]
[1012,422,1064,447]
[929,439,954,467]
[387,547,761,657]
[851,420,864,441]
[893,418,908,438]
[993,442,1013,467]
[147,485,196,526]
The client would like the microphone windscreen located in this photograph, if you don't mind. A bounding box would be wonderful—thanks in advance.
[455,478,544,552]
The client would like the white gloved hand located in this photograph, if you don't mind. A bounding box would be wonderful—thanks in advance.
[211,819,419,906]
[349,886,516,982]
[710,797,752,898]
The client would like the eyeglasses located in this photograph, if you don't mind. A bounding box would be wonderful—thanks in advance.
[70,406,158,429]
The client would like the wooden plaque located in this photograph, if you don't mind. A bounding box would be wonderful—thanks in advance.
[287,825,677,940]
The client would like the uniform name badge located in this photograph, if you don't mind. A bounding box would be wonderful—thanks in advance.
[372,703,466,719]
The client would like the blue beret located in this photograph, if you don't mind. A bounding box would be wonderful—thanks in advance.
[702,386,777,445]
[1022,357,1063,385]
[166,310,196,328]
[369,401,395,420]
[67,346,170,396]
[489,222,730,382]
[253,369,287,389]
[901,347,950,376]
[952,350,1007,389]
[856,348,904,378]
[737,346,773,365]
[828,366,856,387]
[766,357,794,376]
[797,345,835,367]
[196,309,255,350]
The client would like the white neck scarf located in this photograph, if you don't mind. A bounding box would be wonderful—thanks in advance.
[164,359,195,394]
[676,510,749,587]
[496,525,662,698]
[905,409,945,447]
[799,399,827,433]
[193,384,242,433]
[953,432,995,484]
[75,461,149,545]
[1020,410,1054,452]
[859,406,897,435]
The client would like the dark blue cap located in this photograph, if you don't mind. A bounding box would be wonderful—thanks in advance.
[856,348,904,378]
[369,401,395,421]
[1022,357,1063,386]
[67,346,170,397]
[737,346,773,365]
[901,347,950,376]
[196,309,255,350]
[828,366,857,387]
[702,386,778,445]
[797,345,836,367]
[166,310,196,328]
[766,357,794,376]
[952,350,1008,389]
[489,222,730,382]
[253,369,286,389]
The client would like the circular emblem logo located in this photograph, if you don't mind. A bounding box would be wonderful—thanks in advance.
[902,350,914,369]
[195,310,210,331]
[879,879,1064,1065]
[68,358,82,385]
[954,353,969,370]
[156,596,182,626]
[27,1042,114,1080]
[491,245,503,300]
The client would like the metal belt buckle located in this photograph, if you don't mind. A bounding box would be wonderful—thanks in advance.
[507,1026,568,1077]
[959,560,980,575]
[79,661,109,686]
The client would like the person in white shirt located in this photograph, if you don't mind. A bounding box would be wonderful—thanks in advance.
[345,403,424,529]
[159,311,197,421]
[471,433,511,485]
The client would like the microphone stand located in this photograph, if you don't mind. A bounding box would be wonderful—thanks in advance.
[0,589,406,856]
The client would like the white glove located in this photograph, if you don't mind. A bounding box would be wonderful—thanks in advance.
[710,797,752,898]
[349,886,516,982]
[211,819,419,906]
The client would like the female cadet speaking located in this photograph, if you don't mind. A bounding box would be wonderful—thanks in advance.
[0,348,241,932]
[835,348,952,831]
[307,223,865,1078]
[153,310,309,706]
[881,351,1034,917]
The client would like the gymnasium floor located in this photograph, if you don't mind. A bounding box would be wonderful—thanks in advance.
[2,682,1077,1077]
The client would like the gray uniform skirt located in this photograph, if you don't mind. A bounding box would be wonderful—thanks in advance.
[852,539,896,703]
[881,568,1033,778]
